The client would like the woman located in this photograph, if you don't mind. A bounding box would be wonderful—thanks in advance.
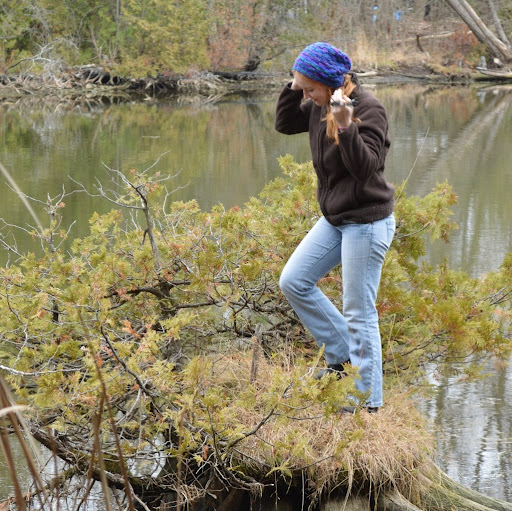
[275,42,395,413]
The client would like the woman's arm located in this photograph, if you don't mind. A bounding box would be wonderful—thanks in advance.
[338,99,390,183]
[275,83,312,135]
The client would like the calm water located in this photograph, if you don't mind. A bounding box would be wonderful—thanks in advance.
[1,82,512,504]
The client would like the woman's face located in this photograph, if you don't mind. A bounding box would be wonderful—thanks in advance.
[293,72,331,106]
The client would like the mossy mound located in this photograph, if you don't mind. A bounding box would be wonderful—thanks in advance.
[198,350,433,503]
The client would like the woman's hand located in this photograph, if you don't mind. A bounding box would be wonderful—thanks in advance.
[290,78,302,91]
[331,89,353,130]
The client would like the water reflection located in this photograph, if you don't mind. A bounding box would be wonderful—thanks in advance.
[381,84,512,277]
[1,83,512,504]
[419,358,512,501]
[1,85,511,275]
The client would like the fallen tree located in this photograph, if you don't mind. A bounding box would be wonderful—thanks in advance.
[0,156,511,510]
[445,0,512,64]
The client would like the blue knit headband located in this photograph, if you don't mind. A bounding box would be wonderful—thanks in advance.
[292,42,352,88]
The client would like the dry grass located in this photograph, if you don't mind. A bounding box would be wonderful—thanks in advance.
[350,31,428,71]
[348,15,482,73]
[205,350,434,501]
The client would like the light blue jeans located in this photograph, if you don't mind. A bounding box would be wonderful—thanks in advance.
[279,214,395,408]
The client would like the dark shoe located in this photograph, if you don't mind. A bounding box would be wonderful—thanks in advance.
[314,362,349,380]
[339,405,379,414]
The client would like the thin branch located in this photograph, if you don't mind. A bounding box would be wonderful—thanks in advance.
[0,160,43,231]
[226,382,293,451]
[100,326,161,412]
[0,364,80,377]
[396,127,430,201]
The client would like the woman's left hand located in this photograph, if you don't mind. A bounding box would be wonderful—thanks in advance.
[331,89,353,130]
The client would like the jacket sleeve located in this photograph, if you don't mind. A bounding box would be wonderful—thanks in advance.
[275,83,312,134]
[338,99,390,184]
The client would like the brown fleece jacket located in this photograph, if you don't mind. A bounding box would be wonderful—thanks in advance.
[275,73,395,225]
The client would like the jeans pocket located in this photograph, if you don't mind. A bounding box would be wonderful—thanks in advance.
[386,215,396,247]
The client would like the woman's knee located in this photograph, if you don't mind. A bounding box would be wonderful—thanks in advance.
[279,268,305,297]
[279,270,293,296]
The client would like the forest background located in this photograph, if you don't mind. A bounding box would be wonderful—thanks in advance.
[1,0,512,84]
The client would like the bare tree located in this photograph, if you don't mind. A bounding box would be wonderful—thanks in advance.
[487,0,512,51]
[445,0,512,62]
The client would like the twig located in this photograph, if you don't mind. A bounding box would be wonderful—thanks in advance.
[100,325,162,413]
[0,160,43,231]
[395,127,430,201]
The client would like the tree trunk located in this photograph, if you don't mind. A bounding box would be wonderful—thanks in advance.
[445,0,512,62]
[243,54,261,72]
[417,465,512,511]
[487,0,512,51]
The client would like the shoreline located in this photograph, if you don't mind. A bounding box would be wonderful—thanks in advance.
[1,64,510,103]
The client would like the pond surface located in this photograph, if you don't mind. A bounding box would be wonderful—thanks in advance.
[0,82,512,504]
